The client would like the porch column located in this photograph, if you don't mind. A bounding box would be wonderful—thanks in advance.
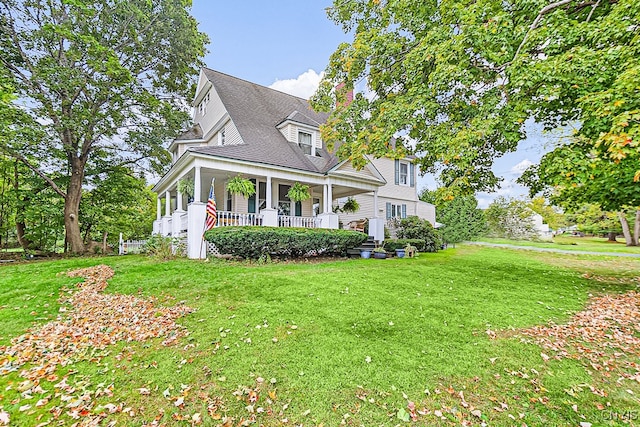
[373,190,379,218]
[323,184,329,213]
[261,175,278,227]
[369,189,384,242]
[176,189,183,211]
[327,181,333,210]
[161,190,171,237]
[194,166,202,203]
[265,176,272,209]
[153,196,162,234]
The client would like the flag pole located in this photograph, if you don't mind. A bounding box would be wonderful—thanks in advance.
[200,178,217,259]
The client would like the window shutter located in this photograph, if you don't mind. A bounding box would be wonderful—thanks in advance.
[402,204,407,218]
[248,179,256,213]
[295,201,302,216]
[394,160,399,185]
[409,163,415,187]
[386,202,392,219]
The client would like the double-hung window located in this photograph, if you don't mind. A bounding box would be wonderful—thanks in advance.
[399,162,408,186]
[298,131,313,155]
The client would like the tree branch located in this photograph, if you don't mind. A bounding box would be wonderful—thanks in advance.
[1,148,67,199]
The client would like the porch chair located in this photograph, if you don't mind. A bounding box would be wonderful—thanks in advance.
[347,219,367,233]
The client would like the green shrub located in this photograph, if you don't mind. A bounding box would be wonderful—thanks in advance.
[142,235,185,260]
[204,227,368,259]
[395,216,443,252]
[383,239,426,252]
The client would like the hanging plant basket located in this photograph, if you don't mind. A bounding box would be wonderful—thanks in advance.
[227,175,256,198]
[177,178,195,202]
[287,182,311,202]
[341,197,360,214]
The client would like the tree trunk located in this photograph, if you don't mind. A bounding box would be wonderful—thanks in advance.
[618,211,635,246]
[607,231,617,242]
[64,156,86,254]
[13,163,33,251]
[634,210,640,246]
[102,231,108,254]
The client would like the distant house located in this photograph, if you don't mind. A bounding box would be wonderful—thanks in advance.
[152,68,435,258]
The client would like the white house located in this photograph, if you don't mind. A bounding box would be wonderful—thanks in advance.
[152,68,435,258]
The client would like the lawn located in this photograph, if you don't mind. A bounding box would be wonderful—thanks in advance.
[476,235,640,254]
[0,247,639,426]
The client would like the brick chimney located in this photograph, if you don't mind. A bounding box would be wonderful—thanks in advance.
[336,82,353,108]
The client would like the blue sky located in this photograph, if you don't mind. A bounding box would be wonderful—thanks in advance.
[190,1,555,207]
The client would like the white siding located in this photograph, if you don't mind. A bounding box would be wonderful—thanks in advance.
[372,157,417,201]
[197,86,227,137]
[416,201,436,225]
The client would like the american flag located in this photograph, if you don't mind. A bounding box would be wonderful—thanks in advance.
[205,179,217,231]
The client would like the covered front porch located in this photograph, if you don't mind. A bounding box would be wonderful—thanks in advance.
[152,153,386,258]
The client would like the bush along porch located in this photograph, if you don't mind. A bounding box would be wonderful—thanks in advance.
[204,227,368,260]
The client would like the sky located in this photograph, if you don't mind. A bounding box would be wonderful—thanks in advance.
[190,1,557,208]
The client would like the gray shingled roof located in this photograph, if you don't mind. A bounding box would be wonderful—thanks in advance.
[176,123,203,140]
[190,68,339,174]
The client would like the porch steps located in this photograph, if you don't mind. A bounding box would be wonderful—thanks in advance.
[347,237,377,258]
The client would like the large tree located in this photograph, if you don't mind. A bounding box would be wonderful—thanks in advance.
[312,0,638,196]
[520,138,640,245]
[420,188,485,244]
[0,0,207,253]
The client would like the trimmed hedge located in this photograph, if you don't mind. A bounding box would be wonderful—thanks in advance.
[383,239,426,252]
[204,226,368,259]
[396,216,443,252]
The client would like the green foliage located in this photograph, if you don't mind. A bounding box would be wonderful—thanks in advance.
[81,167,155,245]
[226,175,256,198]
[205,227,367,259]
[177,178,195,198]
[313,0,639,198]
[142,234,184,260]
[0,0,208,253]
[395,216,442,252]
[382,239,425,252]
[485,197,537,240]
[286,182,311,203]
[340,197,360,214]
[422,190,485,243]
[565,204,622,236]
[519,139,640,213]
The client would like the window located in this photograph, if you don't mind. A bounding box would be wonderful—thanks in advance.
[278,184,291,215]
[226,188,233,212]
[399,162,408,186]
[198,92,210,116]
[298,131,312,155]
[248,180,267,213]
[386,203,407,219]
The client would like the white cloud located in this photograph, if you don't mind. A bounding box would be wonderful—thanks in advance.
[509,159,534,176]
[269,69,324,99]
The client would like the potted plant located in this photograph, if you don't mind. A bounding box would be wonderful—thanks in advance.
[177,178,195,203]
[227,175,256,198]
[287,182,311,202]
[373,246,387,259]
[405,244,417,258]
[341,197,360,214]
[395,247,406,258]
[360,249,371,259]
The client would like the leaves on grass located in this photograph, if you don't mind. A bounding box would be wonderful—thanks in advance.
[520,290,640,382]
[0,265,194,426]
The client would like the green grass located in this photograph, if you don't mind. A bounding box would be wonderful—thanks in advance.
[476,235,640,254]
[0,249,639,426]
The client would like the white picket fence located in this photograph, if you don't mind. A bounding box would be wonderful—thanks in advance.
[118,236,146,255]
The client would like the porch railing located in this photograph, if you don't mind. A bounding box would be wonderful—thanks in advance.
[216,211,262,227]
[278,215,319,228]
[180,212,188,232]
